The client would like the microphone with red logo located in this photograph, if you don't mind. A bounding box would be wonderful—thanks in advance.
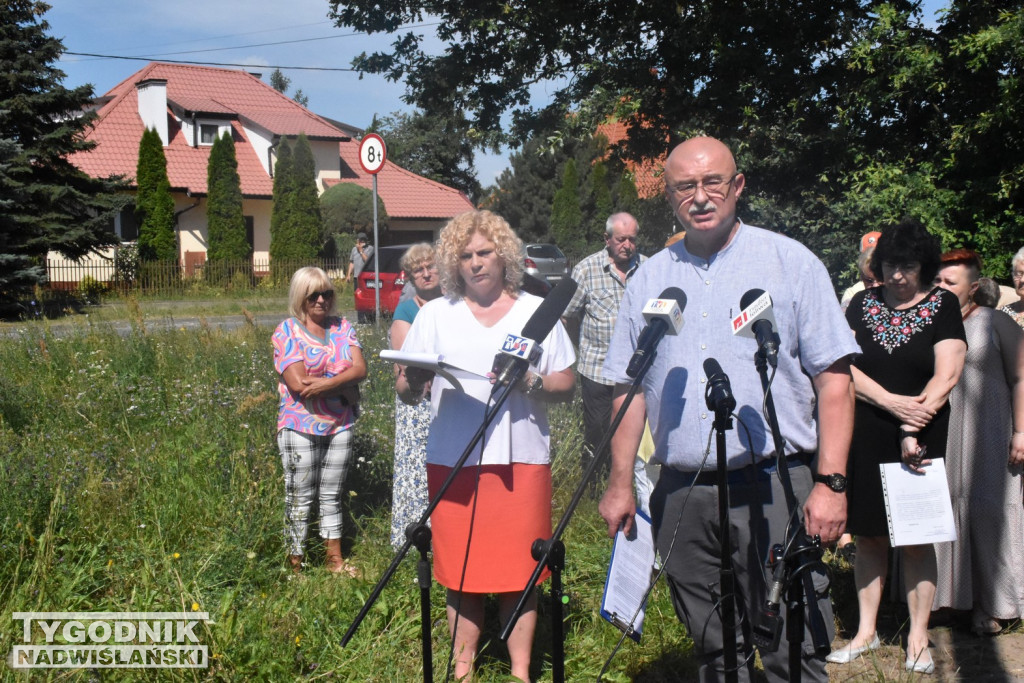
[490,277,578,395]
[731,288,780,367]
[626,287,687,378]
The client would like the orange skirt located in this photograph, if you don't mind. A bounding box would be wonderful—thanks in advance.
[427,463,552,593]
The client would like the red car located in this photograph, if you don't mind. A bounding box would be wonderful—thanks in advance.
[353,245,410,323]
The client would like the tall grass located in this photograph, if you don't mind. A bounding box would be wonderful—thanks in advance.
[0,312,696,681]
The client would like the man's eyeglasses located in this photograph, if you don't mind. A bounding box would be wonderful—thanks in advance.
[667,174,738,202]
[1013,270,1024,280]
[306,290,334,303]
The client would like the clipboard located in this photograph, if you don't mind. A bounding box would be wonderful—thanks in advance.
[599,509,656,642]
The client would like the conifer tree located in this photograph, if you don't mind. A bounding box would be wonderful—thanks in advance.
[288,134,321,260]
[0,0,127,305]
[135,128,176,261]
[591,160,613,230]
[269,138,294,265]
[205,132,248,262]
[549,158,584,257]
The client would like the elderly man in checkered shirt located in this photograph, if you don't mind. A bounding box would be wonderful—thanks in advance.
[562,212,646,495]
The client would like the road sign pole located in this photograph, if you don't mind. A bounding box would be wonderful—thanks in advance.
[358,134,387,327]
[372,173,380,327]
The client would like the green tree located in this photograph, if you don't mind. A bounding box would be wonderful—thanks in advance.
[269,138,294,264]
[0,0,127,305]
[134,128,176,261]
[205,132,248,262]
[269,68,290,94]
[269,135,320,264]
[319,183,388,259]
[550,158,585,258]
[268,68,310,109]
[591,160,613,229]
[367,109,482,200]
[288,133,321,259]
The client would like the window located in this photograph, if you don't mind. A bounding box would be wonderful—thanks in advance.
[118,205,139,241]
[244,215,254,256]
[200,124,221,145]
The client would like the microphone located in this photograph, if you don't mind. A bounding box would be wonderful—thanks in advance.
[491,277,578,394]
[732,288,780,367]
[703,357,736,414]
[625,287,687,378]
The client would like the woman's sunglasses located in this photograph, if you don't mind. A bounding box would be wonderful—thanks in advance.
[306,290,335,303]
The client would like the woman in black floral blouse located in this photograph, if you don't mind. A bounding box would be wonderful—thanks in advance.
[827,220,966,674]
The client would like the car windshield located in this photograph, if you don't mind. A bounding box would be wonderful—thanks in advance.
[526,244,565,259]
[362,247,407,273]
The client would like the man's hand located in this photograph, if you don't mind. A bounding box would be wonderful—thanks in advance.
[802,485,846,544]
[598,481,636,538]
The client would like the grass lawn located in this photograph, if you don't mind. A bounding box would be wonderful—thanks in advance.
[0,305,698,681]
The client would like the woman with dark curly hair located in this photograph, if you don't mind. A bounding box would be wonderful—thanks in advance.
[828,220,966,674]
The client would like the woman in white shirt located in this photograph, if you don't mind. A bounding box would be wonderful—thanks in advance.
[397,210,575,682]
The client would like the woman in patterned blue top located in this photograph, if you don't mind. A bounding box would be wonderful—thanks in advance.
[829,220,966,673]
[388,243,442,549]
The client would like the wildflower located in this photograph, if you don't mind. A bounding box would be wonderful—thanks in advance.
[172,552,180,559]
[246,551,256,560]
[191,602,200,611]
[295,635,301,647]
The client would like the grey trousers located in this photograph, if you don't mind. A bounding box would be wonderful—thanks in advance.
[650,462,833,683]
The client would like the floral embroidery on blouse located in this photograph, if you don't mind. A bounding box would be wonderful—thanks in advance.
[861,289,944,354]
[1000,305,1024,329]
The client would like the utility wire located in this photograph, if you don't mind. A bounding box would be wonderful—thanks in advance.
[63,52,359,72]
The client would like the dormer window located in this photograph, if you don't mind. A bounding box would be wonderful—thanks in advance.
[200,124,219,145]
[198,121,231,145]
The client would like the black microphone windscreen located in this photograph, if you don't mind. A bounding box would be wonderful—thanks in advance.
[703,357,726,380]
[657,286,687,312]
[740,288,766,310]
[521,277,578,341]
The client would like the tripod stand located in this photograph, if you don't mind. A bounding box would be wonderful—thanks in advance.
[748,350,832,683]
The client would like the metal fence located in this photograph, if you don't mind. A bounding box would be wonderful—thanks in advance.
[46,256,348,298]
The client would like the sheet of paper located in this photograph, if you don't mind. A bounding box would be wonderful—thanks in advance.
[879,458,957,547]
[379,350,488,392]
[600,510,656,642]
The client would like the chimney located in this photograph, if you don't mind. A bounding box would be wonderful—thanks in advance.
[136,79,169,145]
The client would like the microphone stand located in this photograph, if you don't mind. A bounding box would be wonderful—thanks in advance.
[340,376,525,682]
[707,377,740,683]
[498,345,658,683]
[749,348,831,683]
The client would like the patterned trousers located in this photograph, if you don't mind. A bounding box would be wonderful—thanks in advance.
[278,428,354,556]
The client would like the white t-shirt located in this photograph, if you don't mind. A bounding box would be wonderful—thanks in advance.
[401,292,576,467]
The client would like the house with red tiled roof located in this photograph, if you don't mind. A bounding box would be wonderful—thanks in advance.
[69,62,473,271]
[595,118,666,199]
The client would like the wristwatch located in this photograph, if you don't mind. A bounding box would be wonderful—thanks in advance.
[813,472,848,493]
[524,373,544,395]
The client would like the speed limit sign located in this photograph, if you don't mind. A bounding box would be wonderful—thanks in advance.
[359,134,387,175]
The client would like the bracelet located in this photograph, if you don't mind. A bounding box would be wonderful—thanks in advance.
[899,429,920,440]
[1014,430,1024,436]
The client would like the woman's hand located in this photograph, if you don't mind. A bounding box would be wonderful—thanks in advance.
[886,393,935,429]
[299,376,336,399]
[1010,432,1024,467]
[901,436,932,474]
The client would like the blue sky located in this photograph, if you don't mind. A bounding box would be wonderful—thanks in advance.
[48,0,949,188]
